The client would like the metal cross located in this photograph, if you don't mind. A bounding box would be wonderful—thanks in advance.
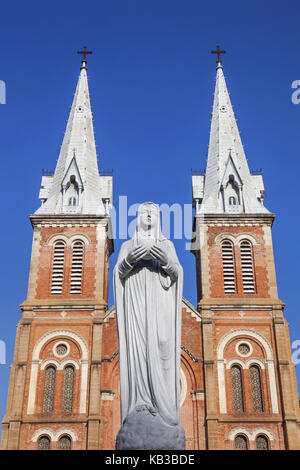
[211,45,226,64]
[77,45,92,63]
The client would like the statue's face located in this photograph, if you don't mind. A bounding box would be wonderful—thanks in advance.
[139,205,158,230]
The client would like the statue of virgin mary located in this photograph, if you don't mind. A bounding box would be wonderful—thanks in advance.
[113,202,185,450]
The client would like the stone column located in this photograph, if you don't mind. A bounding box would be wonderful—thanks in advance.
[201,309,219,450]
[87,315,104,449]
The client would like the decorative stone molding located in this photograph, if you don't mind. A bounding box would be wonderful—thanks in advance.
[27,329,89,415]
[215,233,258,246]
[217,328,279,414]
[46,233,90,247]
[30,427,79,442]
[227,427,274,441]
[40,358,80,370]
[181,345,202,363]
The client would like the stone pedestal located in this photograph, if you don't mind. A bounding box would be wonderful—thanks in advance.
[116,406,185,450]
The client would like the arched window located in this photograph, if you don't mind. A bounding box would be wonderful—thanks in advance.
[231,365,244,412]
[68,197,76,206]
[38,435,51,450]
[240,240,255,294]
[70,241,84,294]
[250,365,263,412]
[51,241,65,295]
[229,196,236,205]
[235,434,248,450]
[62,366,74,412]
[256,435,269,450]
[222,240,236,294]
[43,366,56,413]
[59,435,71,450]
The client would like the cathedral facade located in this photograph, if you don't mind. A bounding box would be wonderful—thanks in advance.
[1,53,300,450]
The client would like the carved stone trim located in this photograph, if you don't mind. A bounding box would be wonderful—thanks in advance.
[181,345,203,363]
[102,350,119,362]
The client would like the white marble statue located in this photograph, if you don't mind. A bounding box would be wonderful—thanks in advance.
[113,202,185,450]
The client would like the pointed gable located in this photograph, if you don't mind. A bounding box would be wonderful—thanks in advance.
[35,63,112,215]
[193,62,269,215]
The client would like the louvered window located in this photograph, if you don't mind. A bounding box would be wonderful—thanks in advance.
[70,241,84,294]
[222,241,236,294]
[231,365,244,412]
[62,366,74,412]
[240,240,255,294]
[51,241,65,295]
[42,366,56,413]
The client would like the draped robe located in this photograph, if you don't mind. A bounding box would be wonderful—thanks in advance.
[113,235,183,427]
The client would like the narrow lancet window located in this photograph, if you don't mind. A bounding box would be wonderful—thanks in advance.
[70,241,84,294]
[240,240,255,294]
[250,365,263,412]
[62,366,74,412]
[51,241,65,295]
[222,240,236,294]
[42,366,56,413]
[231,365,244,412]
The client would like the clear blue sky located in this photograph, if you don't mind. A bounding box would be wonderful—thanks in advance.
[0,0,300,433]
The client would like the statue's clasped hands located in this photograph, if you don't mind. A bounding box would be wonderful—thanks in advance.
[127,243,168,267]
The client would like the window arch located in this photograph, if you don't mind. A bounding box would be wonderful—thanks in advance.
[222,240,236,294]
[59,435,72,450]
[68,196,76,206]
[235,434,248,450]
[38,435,51,450]
[231,365,244,412]
[43,366,56,413]
[250,365,263,412]
[62,365,74,412]
[70,241,84,294]
[229,196,236,206]
[240,240,255,294]
[51,241,65,295]
[256,434,269,450]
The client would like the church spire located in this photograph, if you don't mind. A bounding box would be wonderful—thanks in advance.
[36,48,111,215]
[193,48,268,215]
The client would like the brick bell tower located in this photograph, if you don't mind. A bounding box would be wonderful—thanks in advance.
[191,49,300,450]
[1,50,113,450]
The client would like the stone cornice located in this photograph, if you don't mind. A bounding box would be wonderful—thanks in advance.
[20,298,108,310]
[198,298,285,310]
[194,213,276,226]
[29,213,111,227]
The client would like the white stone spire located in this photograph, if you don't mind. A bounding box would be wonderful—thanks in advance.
[36,57,112,215]
[192,60,269,215]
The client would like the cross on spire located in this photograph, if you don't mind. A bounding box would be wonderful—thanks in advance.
[211,45,226,65]
[77,45,92,69]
